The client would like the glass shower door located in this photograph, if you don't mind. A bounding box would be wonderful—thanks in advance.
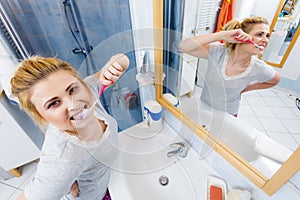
[0,0,142,131]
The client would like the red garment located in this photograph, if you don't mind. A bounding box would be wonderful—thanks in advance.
[215,0,235,32]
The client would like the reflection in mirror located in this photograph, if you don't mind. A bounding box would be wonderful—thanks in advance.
[262,0,300,67]
[159,0,300,196]
[164,0,287,176]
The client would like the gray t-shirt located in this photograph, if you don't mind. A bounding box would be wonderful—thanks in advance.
[24,76,118,200]
[200,44,276,115]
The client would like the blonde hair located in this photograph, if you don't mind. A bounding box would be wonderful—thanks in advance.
[223,16,269,50]
[11,56,87,130]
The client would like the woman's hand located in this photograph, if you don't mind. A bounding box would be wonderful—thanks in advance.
[97,54,129,86]
[222,29,253,44]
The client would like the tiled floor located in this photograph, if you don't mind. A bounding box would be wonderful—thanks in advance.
[239,88,300,152]
[1,87,299,199]
[192,85,300,152]
[0,160,37,199]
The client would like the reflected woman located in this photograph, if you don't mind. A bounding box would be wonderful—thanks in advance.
[179,16,280,116]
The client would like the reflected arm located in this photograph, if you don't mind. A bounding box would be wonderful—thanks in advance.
[241,71,280,93]
[179,29,245,58]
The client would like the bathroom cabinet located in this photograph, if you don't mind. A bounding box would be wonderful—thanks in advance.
[178,0,219,97]
[0,92,40,178]
[179,53,198,97]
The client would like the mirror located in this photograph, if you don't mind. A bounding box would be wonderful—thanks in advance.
[153,0,300,196]
[262,0,300,67]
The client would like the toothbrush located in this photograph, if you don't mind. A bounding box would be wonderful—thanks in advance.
[245,39,264,51]
[74,81,114,120]
[75,100,97,120]
[98,85,107,97]
[98,81,114,97]
[235,36,264,50]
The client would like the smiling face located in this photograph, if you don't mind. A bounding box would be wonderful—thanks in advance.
[247,23,270,54]
[30,70,94,133]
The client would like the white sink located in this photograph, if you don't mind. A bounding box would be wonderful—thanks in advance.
[110,160,196,200]
[109,123,217,200]
[110,123,180,173]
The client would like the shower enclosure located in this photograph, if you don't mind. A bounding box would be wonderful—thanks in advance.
[0,0,142,131]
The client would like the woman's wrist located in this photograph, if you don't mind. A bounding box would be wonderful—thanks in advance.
[212,31,227,41]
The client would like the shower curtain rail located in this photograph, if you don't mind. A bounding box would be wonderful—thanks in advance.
[0,3,29,60]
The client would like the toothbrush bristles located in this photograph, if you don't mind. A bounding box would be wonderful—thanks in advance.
[77,101,97,120]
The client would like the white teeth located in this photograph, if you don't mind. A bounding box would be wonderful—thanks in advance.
[258,46,264,50]
[70,101,97,121]
[255,44,264,50]
[71,107,88,120]
[77,109,89,120]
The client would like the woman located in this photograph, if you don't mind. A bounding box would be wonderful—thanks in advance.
[11,54,129,200]
[179,16,280,116]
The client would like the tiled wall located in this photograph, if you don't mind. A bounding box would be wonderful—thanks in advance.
[1,0,142,130]
[1,0,135,71]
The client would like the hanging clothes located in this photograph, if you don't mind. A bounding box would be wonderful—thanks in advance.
[215,0,235,32]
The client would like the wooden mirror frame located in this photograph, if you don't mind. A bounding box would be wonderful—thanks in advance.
[153,0,300,196]
[263,0,300,68]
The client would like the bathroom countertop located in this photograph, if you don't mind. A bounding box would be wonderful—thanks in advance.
[109,122,229,200]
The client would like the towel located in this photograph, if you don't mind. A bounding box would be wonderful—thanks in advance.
[254,133,293,163]
[215,0,234,32]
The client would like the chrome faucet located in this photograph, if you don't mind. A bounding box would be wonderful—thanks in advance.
[167,142,189,158]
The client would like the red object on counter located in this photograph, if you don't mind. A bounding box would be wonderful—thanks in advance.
[209,185,223,200]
